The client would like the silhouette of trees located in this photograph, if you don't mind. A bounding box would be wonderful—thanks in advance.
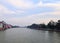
[47,20,56,30]
[56,20,60,30]
[27,23,46,30]
[27,20,60,31]
[39,23,46,28]
[27,24,40,29]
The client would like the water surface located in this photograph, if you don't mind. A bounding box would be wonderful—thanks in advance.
[0,28,60,43]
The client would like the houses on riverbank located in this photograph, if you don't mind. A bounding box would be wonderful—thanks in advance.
[0,21,12,31]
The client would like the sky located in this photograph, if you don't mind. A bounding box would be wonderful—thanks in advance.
[0,0,60,26]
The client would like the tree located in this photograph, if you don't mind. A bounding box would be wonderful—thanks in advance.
[56,20,60,30]
[27,23,39,29]
[39,23,46,28]
[47,20,55,30]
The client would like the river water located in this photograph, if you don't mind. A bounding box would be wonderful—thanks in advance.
[0,28,60,43]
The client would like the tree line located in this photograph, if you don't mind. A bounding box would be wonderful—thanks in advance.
[27,20,60,31]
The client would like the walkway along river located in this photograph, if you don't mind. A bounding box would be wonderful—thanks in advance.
[0,28,60,43]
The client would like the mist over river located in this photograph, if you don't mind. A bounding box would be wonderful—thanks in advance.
[0,28,60,43]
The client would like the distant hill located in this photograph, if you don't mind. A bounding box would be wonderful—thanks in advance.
[12,26,20,28]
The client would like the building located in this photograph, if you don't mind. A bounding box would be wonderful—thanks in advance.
[0,21,12,31]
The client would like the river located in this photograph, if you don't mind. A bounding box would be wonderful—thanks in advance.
[0,28,60,43]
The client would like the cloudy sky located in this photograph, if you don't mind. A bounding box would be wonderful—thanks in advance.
[0,0,60,26]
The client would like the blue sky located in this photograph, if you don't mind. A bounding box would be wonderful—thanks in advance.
[0,0,60,26]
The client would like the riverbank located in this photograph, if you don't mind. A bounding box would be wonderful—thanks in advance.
[27,28,60,32]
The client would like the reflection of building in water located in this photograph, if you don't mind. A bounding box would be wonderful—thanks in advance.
[0,21,12,31]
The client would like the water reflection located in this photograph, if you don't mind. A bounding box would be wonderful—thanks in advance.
[0,28,60,43]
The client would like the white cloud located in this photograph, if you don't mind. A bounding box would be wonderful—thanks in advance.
[45,3,60,8]
[48,11,60,15]
[6,0,35,9]
[37,1,60,8]
[0,4,26,18]
[15,10,26,14]
[6,11,60,26]
[37,1,60,14]
[0,4,17,21]
[39,11,60,15]
[5,0,60,10]
[0,4,16,15]
[36,1,43,7]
